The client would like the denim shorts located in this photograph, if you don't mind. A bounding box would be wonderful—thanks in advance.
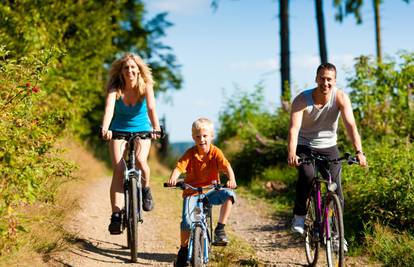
[180,189,236,231]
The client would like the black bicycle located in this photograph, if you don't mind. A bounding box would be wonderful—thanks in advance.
[300,152,358,267]
[109,129,162,263]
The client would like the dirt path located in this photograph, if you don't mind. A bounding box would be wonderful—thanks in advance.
[52,142,376,266]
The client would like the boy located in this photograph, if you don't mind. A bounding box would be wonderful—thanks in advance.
[166,117,237,267]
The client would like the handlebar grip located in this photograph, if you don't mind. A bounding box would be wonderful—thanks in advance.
[163,181,185,189]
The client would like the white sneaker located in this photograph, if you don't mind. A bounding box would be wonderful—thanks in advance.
[291,214,306,235]
[333,237,348,253]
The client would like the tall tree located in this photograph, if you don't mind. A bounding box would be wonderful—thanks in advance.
[334,0,412,64]
[211,0,291,107]
[315,0,328,63]
[280,0,291,108]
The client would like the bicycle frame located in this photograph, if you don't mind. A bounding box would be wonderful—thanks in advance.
[312,162,337,247]
[123,136,144,224]
[164,182,220,266]
[111,130,153,263]
[303,153,357,267]
[187,192,211,264]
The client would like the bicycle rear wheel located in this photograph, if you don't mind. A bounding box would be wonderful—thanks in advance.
[128,175,139,263]
[325,193,344,267]
[305,194,320,267]
[191,225,205,267]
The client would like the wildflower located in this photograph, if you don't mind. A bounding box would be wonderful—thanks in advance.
[32,86,40,93]
[26,82,31,88]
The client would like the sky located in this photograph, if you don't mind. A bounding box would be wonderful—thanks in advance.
[143,0,414,143]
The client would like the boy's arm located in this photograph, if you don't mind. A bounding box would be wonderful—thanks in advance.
[224,164,237,189]
[167,167,182,186]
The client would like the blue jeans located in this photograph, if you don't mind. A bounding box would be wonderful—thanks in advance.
[180,189,236,231]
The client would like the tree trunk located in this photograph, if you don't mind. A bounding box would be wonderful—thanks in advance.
[373,0,382,64]
[280,0,290,110]
[315,0,328,63]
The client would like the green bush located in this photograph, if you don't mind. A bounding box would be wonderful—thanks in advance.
[367,224,414,267]
[0,48,75,254]
[217,85,290,183]
[347,52,414,141]
[343,138,413,238]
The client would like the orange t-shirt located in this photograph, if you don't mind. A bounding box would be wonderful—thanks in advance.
[176,144,230,197]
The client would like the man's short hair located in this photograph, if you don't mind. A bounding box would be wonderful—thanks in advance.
[316,63,337,77]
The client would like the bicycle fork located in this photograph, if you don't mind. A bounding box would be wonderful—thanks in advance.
[187,222,209,264]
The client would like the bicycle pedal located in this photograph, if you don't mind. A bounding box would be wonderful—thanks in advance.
[109,230,123,235]
[212,240,228,246]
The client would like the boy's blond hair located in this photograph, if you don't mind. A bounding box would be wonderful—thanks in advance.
[192,117,214,136]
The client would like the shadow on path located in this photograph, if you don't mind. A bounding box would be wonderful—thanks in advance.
[68,237,176,264]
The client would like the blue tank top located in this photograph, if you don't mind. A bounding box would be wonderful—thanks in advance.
[109,97,152,132]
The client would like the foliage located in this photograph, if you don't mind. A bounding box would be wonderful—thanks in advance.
[343,138,414,234]
[0,0,181,257]
[347,53,414,140]
[366,224,414,267]
[217,85,290,183]
[0,48,75,254]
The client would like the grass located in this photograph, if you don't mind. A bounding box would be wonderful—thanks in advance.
[366,224,414,266]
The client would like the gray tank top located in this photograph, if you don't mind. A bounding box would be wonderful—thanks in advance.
[298,87,340,149]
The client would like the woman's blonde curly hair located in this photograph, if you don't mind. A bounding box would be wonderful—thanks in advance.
[106,53,154,99]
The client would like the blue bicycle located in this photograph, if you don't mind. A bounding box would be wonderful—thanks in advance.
[164,181,227,267]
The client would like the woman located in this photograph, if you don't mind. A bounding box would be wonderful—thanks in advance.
[101,53,161,234]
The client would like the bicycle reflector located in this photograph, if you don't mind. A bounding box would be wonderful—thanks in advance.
[194,207,203,221]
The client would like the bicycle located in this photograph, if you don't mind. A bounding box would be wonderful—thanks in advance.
[107,129,163,263]
[300,152,359,267]
[164,181,228,267]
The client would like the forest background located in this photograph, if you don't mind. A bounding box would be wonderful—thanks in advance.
[0,1,413,266]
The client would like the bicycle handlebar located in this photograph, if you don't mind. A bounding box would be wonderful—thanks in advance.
[163,181,231,191]
[99,126,165,141]
[298,152,360,166]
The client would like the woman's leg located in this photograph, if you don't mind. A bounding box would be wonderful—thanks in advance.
[109,139,127,213]
[135,138,151,187]
[135,138,153,211]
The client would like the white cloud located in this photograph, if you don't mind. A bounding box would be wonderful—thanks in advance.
[146,0,209,15]
[228,58,277,72]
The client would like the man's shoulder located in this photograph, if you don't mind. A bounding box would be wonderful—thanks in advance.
[291,90,311,111]
[334,88,349,107]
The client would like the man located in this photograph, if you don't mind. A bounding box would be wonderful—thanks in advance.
[287,63,367,239]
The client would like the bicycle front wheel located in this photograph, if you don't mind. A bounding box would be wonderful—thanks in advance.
[325,193,344,267]
[305,194,320,267]
[128,175,139,263]
[206,205,213,248]
[191,226,205,267]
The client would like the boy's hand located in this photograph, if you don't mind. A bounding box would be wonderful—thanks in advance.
[226,179,237,189]
[166,176,177,187]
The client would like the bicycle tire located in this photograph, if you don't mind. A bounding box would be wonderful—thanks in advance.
[129,176,139,263]
[125,188,131,249]
[325,193,344,267]
[305,194,320,267]
[191,225,205,267]
[206,205,213,248]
